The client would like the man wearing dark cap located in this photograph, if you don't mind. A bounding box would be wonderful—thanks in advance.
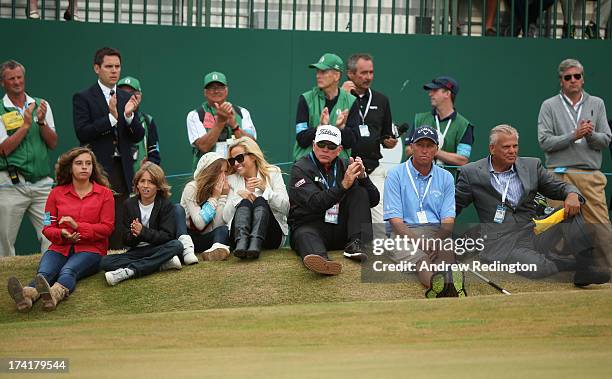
[293,53,360,162]
[117,76,161,172]
[384,125,464,297]
[187,71,256,169]
[405,76,474,169]
[288,125,379,275]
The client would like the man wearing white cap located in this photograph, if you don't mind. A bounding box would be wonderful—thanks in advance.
[288,125,379,275]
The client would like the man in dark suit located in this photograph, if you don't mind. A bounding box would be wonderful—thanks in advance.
[455,124,609,286]
[73,47,144,248]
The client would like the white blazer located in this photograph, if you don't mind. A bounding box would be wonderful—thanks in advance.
[223,166,289,236]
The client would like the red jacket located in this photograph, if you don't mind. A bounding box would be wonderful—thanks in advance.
[42,182,115,256]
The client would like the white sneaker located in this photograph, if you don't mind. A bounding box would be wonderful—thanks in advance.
[202,243,231,261]
[105,268,135,286]
[160,256,182,271]
[178,235,198,265]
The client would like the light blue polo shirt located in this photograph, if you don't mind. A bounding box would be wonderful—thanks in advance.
[383,158,456,226]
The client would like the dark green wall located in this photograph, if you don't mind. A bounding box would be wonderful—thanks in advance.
[2,19,611,254]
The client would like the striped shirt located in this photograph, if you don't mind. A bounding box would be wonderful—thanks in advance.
[488,156,524,207]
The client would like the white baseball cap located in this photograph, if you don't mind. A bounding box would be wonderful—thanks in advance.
[314,125,342,146]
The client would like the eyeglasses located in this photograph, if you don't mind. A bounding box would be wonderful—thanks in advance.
[316,141,339,150]
[563,73,582,81]
[228,153,251,166]
[205,85,227,92]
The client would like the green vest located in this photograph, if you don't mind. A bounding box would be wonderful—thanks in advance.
[0,98,51,182]
[414,111,471,155]
[133,112,153,173]
[192,103,244,170]
[293,87,355,161]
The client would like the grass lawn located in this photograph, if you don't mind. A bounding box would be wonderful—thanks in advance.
[1,250,611,378]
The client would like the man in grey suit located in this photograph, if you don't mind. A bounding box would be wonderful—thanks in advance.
[455,125,609,286]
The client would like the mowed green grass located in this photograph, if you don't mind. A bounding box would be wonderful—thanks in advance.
[1,250,611,378]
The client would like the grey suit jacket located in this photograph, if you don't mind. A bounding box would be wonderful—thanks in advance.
[455,156,581,259]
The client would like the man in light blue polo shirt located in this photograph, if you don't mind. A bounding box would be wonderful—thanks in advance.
[384,125,464,298]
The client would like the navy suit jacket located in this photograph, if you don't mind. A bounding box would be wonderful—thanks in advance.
[73,83,144,194]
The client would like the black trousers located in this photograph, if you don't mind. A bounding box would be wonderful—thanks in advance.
[108,157,129,250]
[230,197,284,249]
[290,185,373,260]
[100,240,182,277]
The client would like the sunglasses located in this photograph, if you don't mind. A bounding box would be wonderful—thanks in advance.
[316,141,339,150]
[228,153,251,166]
[563,73,582,81]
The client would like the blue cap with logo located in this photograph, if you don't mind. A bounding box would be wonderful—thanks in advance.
[411,125,439,145]
[423,76,459,96]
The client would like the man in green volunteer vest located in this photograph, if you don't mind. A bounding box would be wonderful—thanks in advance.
[117,76,161,173]
[0,60,57,257]
[293,53,360,161]
[186,71,257,171]
[405,76,474,170]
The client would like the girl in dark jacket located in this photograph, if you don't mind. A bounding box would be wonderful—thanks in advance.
[100,162,183,285]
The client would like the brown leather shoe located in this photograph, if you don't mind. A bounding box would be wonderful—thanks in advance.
[303,254,342,275]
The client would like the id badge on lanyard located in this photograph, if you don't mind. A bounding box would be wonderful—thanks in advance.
[358,89,372,137]
[493,205,506,224]
[325,203,340,224]
[416,210,429,224]
[492,173,510,223]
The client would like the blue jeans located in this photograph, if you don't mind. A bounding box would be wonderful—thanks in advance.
[29,249,102,293]
[189,225,230,253]
[174,204,188,237]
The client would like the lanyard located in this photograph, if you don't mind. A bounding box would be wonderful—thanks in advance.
[435,114,452,150]
[405,160,433,210]
[309,152,336,190]
[358,89,373,124]
[491,172,511,204]
[559,94,583,130]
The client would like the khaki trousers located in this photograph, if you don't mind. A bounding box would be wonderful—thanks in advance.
[0,172,52,257]
[549,169,612,269]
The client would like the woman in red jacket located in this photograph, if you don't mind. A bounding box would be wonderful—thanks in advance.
[7,147,114,312]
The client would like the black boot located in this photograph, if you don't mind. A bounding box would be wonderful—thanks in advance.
[246,204,270,259]
[232,202,252,259]
[574,249,610,287]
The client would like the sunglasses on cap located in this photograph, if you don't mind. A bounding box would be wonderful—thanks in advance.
[316,141,339,150]
[563,73,582,81]
[228,153,252,166]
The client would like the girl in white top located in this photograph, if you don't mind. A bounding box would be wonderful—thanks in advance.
[180,152,232,261]
[223,137,289,259]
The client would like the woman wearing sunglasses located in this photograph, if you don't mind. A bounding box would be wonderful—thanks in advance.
[180,152,232,260]
[223,137,289,259]
[7,147,114,312]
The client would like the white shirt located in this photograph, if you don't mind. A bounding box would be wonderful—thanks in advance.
[98,80,134,126]
[186,105,257,155]
[136,200,155,248]
[138,200,155,227]
[562,91,584,111]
